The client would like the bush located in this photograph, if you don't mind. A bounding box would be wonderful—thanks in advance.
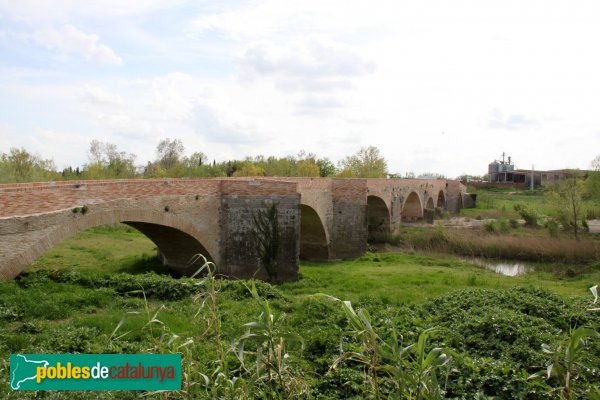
[514,204,539,227]
[497,218,510,233]
[545,219,560,238]
[484,220,496,233]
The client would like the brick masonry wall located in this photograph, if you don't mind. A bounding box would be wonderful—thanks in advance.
[219,194,300,282]
[0,179,221,217]
[329,179,367,259]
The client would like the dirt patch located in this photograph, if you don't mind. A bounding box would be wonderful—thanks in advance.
[404,217,491,229]
[588,219,600,234]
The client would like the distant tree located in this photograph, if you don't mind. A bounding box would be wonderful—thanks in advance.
[457,174,483,182]
[233,162,265,177]
[297,159,320,177]
[586,154,600,199]
[592,154,600,170]
[185,152,208,167]
[316,158,336,177]
[337,146,388,178]
[404,171,415,179]
[84,140,136,179]
[419,172,447,180]
[156,138,184,170]
[549,172,587,240]
[0,148,58,183]
[7,148,34,182]
[263,156,295,177]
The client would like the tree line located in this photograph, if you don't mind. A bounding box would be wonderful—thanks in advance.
[0,139,393,183]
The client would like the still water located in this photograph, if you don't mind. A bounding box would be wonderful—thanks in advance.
[462,257,533,276]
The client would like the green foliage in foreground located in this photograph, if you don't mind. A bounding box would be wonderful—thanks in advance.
[2,226,599,398]
[0,268,598,399]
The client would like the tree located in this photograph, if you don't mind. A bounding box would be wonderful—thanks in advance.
[586,154,600,199]
[7,148,34,182]
[84,140,136,179]
[233,162,265,177]
[156,138,184,170]
[337,146,388,178]
[549,173,587,240]
[297,159,320,177]
[316,158,336,177]
[0,148,58,183]
[185,152,208,168]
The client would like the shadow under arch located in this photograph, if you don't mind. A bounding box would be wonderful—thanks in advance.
[402,191,423,222]
[425,197,435,210]
[4,209,216,279]
[437,190,446,208]
[367,195,391,239]
[300,204,329,260]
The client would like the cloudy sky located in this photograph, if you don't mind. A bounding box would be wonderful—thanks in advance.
[1,0,599,177]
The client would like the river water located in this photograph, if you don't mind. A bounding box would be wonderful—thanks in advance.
[462,257,533,276]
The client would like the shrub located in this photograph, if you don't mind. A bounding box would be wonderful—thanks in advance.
[582,218,589,232]
[497,218,511,234]
[545,219,560,238]
[484,220,496,233]
[514,203,539,227]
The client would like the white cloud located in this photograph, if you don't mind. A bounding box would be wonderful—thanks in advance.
[81,85,124,107]
[237,37,374,81]
[488,109,539,130]
[34,25,122,65]
[76,84,162,139]
[235,37,373,116]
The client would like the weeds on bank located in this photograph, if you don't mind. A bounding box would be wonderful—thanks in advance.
[318,294,454,400]
[402,225,600,263]
[530,285,600,400]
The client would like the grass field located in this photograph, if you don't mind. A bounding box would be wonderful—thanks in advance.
[1,224,599,398]
[461,185,600,220]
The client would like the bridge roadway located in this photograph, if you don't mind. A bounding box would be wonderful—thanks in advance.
[0,178,473,281]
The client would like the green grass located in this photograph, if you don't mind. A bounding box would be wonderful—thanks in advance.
[286,253,599,304]
[28,224,165,274]
[2,224,599,398]
[25,224,599,303]
[462,186,551,219]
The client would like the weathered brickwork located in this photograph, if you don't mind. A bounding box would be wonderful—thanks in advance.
[0,177,472,281]
[220,193,299,282]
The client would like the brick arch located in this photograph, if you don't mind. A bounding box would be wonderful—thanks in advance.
[0,208,217,280]
[299,204,329,260]
[425,196,435,210]
[437,190,446,208]
[367,195,390,238]
[402,191,423,221]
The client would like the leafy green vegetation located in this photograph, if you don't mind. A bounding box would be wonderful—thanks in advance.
[1,225,599,398]
[0,141,392,183]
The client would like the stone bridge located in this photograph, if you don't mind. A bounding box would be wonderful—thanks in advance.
[0,178,473,281]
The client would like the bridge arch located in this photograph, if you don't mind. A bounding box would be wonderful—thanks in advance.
[367,195,390,239]
[425,197,435,210]
[437,190,446,208]
[2,209,217,279]
[402,191,423,222]
[299,204,329,260]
